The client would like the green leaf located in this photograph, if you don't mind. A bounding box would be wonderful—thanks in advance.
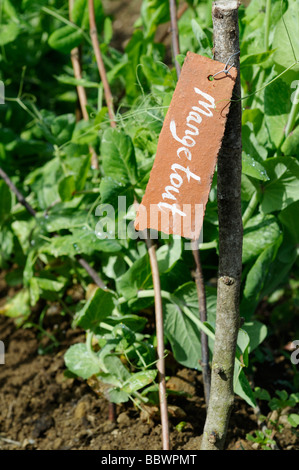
[58,175,76,202]
[122,370,157,394]
[0,289,31,325]
[48,25,83,54]
[29,277,40,307]
[51,114,76,145]
[72,0,104,30]
[41,208,88,232]
[95,314,147,335]
[163,301,202,369]
[35,277,65,292]
[107,388,130,403]
[242,214,282,264]
[0,22,19,46]
[141,0,170,37]
[288,414,299,428]
[41,230,122,257]
[0,180,12,223]
[72,120,98,146]
[26,157,61,209]
[273,1,299,72]
[99,176,134,206]
[156,238,182,274]
[54,74,100,89]
[103,17,113,44]
[116,253,152,300]
[241,238,282,318]
[261,157,299,213]
[278,201,299,243]
[74,288,115,330]
[242,321,268,353]
[240,51,274,67]
[140,55,173,86]
[242,152,269,181]
[101,128,138,185]
[64,343,101,379]
[254,387,271,402]
[264,78,291,148]
[234,368,257,408]
[281,125,299,156]
[102,355,131,382]
[71,154,91,191]
[191,19,212,57]
[236,329,250,367]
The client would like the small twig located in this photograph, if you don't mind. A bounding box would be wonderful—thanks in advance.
[88,0,116,127]
[168,0,211,406]
[169,0,181,78]
[76,256,107,290]
[69,0,99,169]
[0,435,22,447]
[146,235,170,450]
[0,167,36,217]
[158,3,188,44]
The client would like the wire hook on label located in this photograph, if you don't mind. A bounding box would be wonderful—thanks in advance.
[213,51,240,78]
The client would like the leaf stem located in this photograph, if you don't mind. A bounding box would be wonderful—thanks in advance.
[284,83,299,138]
[242,191,259,227]
[264,0,271,52]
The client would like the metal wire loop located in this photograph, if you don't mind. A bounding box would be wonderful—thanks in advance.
[213,51,240,78]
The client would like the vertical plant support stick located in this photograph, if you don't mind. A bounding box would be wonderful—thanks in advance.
[201,0,243,450]
[88,0,116,127]
[69,0,99,169]
[169,0,181,78]
[146,236,170,450]
[168,0,211,405]
[192,246,210,405]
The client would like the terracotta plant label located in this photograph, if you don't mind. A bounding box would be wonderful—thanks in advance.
[134,52,237,240]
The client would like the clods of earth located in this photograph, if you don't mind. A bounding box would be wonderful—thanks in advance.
[0,314,298,451]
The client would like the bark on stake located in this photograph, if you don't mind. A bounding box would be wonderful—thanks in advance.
[201,0,243,450]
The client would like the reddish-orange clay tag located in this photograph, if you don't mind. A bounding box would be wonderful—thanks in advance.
[134,52,237,240]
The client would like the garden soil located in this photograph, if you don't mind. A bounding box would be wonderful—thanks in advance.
[0,311,298,451]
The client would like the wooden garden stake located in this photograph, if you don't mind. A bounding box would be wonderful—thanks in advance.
[146,236,170,450]
[201,0,243,450]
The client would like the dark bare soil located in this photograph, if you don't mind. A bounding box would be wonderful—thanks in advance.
[0,312,298,451]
